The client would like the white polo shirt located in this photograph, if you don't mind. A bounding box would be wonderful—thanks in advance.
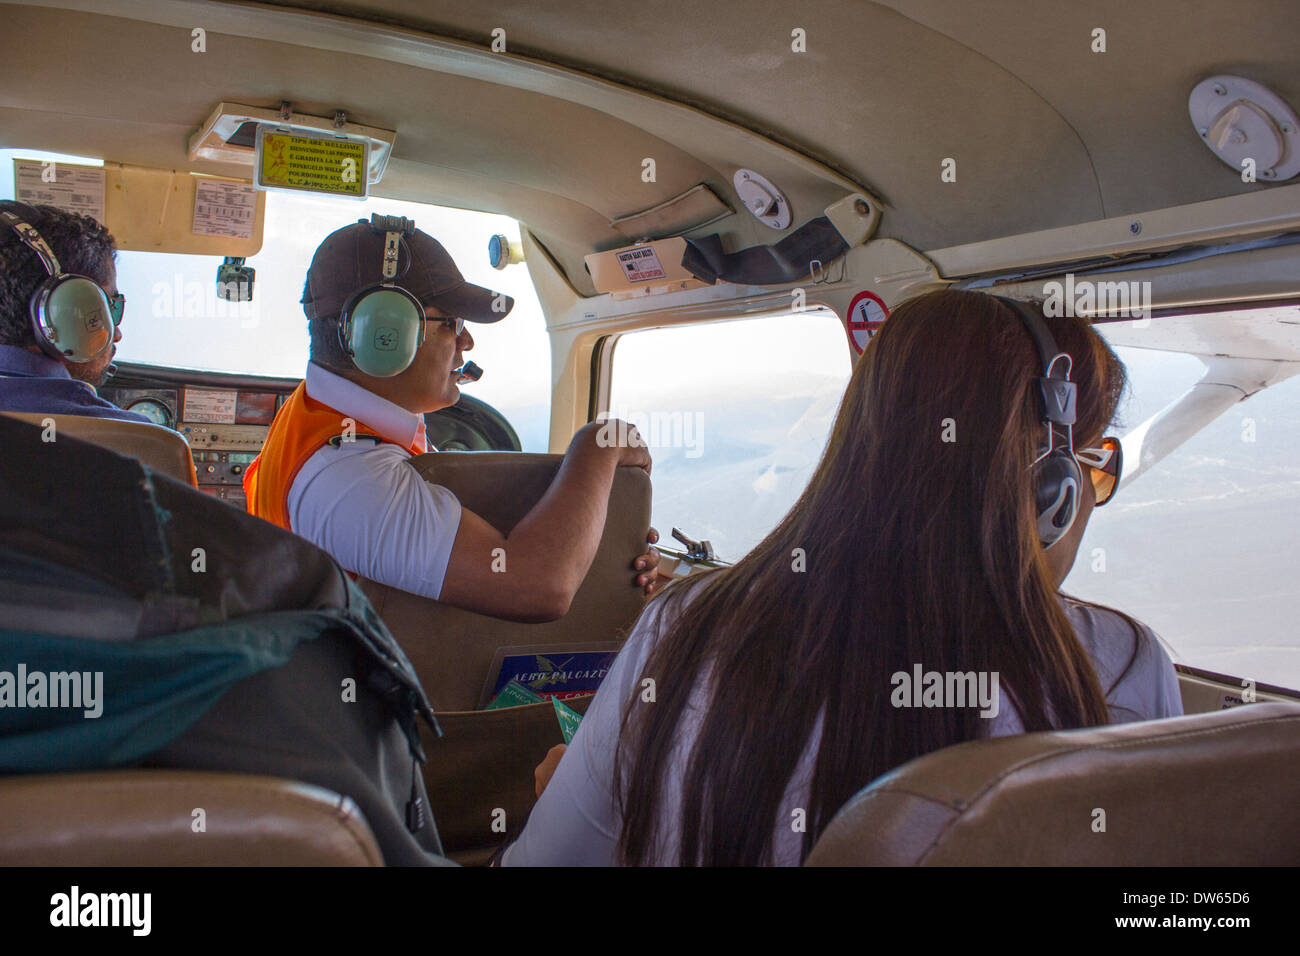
[285,362,462,599]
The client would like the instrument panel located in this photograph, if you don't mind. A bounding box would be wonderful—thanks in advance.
[101,378,287,510]
[100,363,520,511]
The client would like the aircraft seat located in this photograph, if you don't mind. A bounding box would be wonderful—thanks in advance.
[0,770,383,865]
[0,411,197,487]
[357,451,652,862]
[805,701,1300,865]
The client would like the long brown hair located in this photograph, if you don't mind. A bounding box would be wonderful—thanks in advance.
[614,289,1127,865]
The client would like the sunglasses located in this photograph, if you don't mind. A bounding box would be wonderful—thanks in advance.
[1076,435,1122,506]
[106,292,125,326]
[427,315,466,336]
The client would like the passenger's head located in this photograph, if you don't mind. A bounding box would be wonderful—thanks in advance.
[828,290,1125,588]
[301,217,513,413]
[615,289,1128,866]
[0,202,121,386]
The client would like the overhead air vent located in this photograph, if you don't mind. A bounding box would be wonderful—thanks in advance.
[1189,76,1299,182]
[734,168,791,230]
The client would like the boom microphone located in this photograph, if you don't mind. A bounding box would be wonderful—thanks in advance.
[455,360,483,384]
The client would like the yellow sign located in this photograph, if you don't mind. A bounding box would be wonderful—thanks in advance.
[255,129,368,198]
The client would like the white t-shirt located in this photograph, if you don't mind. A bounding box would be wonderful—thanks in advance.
[503,593,1183,867]
[285,363,462,600]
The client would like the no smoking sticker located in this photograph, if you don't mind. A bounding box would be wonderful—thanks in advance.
[847,290,889,353]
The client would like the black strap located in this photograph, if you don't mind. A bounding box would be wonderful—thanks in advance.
[994,296,1078,427]
[681,216,848,286]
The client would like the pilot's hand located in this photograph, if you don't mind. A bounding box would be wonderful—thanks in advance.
[615,422,652,475]
[634,527,668,597]
[535,743,567,798]
[577,418,652,473]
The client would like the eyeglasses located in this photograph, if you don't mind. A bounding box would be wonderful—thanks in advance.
[427,315,465,336]
[106,292,125,326]
[1076,435,1122,506]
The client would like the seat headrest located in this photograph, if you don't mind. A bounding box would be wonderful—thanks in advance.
[0,411,196,486]
[0,770,383,865]
[805,702,1300,865]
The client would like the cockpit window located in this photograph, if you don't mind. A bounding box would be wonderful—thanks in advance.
[1065,319,1300,690]
[1,149,552,451]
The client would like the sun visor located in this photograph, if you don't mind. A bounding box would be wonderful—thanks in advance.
[587,198,873,296]
[104,165,265,256]
[11,159,266,256]
[608,184,733,242]
[585,237,711,299]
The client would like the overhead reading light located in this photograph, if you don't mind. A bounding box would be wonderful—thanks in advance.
[1189,76,1299,182]
[188,102,396,185]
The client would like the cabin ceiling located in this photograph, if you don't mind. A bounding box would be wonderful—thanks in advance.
[1,0,1297,296]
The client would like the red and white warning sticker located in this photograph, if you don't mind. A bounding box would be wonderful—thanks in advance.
[846,290,889,354]
[615,246,667,282]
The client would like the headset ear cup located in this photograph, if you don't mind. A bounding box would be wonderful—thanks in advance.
[342,286,424,377]
[1034,452,1083,548]
[31,275,114,363]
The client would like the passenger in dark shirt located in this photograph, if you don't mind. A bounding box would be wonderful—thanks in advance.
[0,201,148,423]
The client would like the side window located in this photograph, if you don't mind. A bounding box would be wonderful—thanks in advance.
[608,310,852,561]
[1063,318,1300,691]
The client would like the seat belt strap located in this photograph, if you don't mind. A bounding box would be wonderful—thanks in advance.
[680,215,848,286]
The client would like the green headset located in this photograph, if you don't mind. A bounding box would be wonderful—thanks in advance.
[994,295,1084,550]
[0,200,117,363]
[337,214,432,378]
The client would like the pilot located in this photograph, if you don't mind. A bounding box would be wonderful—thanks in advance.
[0,201,148,423]
[244,216,663,619]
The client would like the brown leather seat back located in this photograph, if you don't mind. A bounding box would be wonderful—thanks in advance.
[0,771,383,865]
[805,702,1300,866]
[0,411,197,487]
[359,451,652,711]
[357,451,651,861]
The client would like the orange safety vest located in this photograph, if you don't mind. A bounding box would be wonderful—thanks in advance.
[243,381,424,532]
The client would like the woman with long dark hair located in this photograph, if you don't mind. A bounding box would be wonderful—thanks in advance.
[503,290,1182,866]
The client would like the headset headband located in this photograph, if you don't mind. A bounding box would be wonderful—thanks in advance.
[0,204,63,276]
[368,214,415,283]
[994,295,1077,430]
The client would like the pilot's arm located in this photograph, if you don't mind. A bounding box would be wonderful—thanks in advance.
[439,419,654,621]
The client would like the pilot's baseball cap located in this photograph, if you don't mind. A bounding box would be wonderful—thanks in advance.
[301,218,514,324]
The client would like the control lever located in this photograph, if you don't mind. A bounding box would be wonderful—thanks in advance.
[455,360,483,384]
[671,527,715,563]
